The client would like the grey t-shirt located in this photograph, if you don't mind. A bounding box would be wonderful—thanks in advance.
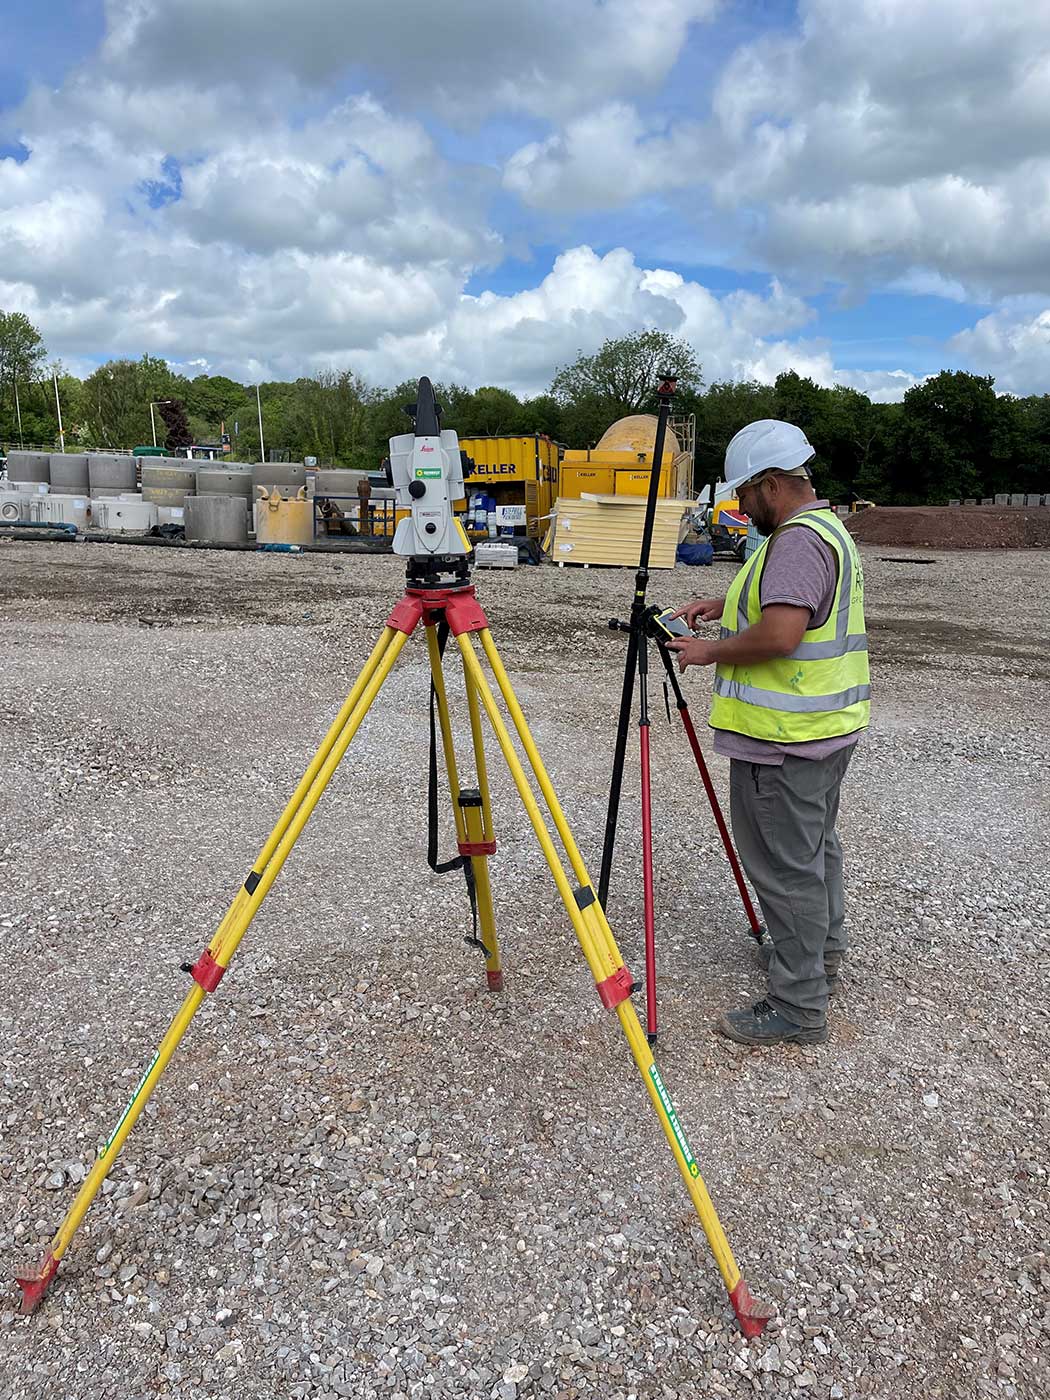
[712,500,862,766]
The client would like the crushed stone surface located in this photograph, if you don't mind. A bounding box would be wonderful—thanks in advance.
[0,539,1048,1400]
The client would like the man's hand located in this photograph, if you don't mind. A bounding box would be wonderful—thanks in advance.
[665,636,720,671]
[670,597,725,628]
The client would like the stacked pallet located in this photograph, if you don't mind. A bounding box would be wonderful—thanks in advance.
[549,494,690,568]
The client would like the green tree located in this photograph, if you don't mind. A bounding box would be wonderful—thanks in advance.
[1012,395,1050,495]
[813,386,882,502]
[81,355,190,448]
[279,371,372,467]
[518,393,564,440]
[897,371,1000,503]
[0,311,48,444]
[693,380,777,490]
[550,330,703,420]
[452,385,525,437]
[184,374,247,433]
[362,379,425,470]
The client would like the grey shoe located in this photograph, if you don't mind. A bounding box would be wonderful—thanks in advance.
[716,998,828,1046]
[755,940,843,996]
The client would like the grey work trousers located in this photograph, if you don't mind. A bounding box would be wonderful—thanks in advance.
[729,745,855,1029]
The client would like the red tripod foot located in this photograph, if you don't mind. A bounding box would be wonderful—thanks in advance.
[730,1277,774,1338]
[15,1251,59,1314]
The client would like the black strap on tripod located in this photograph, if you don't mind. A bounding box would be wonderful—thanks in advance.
[427,617,490,960]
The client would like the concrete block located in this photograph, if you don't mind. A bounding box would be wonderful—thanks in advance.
[1010,493,1026,507]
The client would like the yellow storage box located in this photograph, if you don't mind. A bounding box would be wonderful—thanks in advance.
[614,468,674,497]
[560,466,616,498]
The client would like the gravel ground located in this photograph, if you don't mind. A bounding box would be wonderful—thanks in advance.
[1,539,1048,1400]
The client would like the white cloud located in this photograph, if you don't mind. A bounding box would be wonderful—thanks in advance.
[504,104,706,212]
[342,247,917,400]
[721,281,815,339]
[6,0,1037,400]
[99,0,718,121]
[708,0,1050,297]
[495,1,1050,304]
[949,308,1050,395]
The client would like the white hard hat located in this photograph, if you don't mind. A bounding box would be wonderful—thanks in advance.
[723,419,815,494]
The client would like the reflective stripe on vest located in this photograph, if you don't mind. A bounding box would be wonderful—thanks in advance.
[712,676,872,712]
[709,507,870,742]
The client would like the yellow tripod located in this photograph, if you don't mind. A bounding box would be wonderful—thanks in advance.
[15,576,772,1338]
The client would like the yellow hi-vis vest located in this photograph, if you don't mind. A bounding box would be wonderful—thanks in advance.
[709,507,870,743]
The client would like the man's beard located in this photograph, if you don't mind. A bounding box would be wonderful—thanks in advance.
[751,506,776,536]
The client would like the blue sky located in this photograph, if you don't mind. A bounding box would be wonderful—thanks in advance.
[0,0,103,113]
[1,0,1047,397]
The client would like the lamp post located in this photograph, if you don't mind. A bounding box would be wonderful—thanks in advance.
[13,380,23,448]
[256,383,266,464]
[53,372,66,453]
[149,399,174,448]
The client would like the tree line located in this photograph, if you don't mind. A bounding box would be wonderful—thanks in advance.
[1,314,1047,505]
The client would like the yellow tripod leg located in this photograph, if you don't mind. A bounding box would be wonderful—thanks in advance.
[15,624,409,1313]
[208,626,398,965]
[462,660,502,991]
[457,629,772,1338]
[427,625,503,990]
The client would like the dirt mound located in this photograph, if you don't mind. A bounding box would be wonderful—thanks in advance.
[846,505,1050,549]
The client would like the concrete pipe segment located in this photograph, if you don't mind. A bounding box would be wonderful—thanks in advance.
[184,493,249,544]
[197,468,254,501]
[141,460,197,507]
[49,454,90,493]
[7,451,51,485]
[88,453,137,498]
[313,468,368,496]
[252,461,306,497]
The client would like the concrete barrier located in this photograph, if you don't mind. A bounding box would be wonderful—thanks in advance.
[50,454,90,493]
[88,454,137,498]
[7,451,51,485]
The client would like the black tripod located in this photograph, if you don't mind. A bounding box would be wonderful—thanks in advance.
[599,376,765,1046]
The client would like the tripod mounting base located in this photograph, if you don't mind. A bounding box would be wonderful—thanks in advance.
[405,554,472,592]
[388,582,488,639]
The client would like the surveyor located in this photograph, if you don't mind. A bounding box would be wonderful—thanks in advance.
[667,420,869,1047]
